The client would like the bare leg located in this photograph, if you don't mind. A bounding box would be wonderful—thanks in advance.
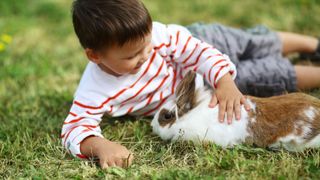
[277,32,318,55]
[295,65,320,90]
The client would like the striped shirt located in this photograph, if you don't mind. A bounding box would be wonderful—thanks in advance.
[61,22,237,159]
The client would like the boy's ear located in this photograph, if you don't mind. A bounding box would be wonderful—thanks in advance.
[85,48,101,64]
[175,71,197,115]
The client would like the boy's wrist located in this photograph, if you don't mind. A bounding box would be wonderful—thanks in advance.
[216,73,234,88]
[80,135,105,157]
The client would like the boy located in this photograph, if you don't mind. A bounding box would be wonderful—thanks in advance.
[62,0,320,169]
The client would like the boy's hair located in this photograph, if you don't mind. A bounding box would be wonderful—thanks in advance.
[72,0,152,51]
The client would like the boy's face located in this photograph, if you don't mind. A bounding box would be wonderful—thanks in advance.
[86,33,153,76]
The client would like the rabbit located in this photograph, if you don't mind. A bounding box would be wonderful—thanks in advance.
[151,71,320,151]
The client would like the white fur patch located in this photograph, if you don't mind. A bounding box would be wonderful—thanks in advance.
[304,106,316,121]
[306,134,320,148]
[271,133,305,151]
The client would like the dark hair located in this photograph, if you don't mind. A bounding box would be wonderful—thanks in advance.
[72,0,152,51]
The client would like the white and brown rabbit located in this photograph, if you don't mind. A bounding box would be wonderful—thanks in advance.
[151,71,320,151]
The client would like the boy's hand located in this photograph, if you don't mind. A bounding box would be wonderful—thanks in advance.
[209,73,250,124]
[80,136,134,169]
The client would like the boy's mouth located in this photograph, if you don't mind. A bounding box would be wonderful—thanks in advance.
[134,65,142,70]
[134,62,144,70]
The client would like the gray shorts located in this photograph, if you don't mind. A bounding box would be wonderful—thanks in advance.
[186,22,297,97]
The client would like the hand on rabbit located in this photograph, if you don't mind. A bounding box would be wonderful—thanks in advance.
[209,73,251,124]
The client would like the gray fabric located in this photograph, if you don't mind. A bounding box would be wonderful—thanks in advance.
[186,22,297,97]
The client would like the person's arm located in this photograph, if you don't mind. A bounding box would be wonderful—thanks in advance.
[61,97,133,168]
[154,23,250,122]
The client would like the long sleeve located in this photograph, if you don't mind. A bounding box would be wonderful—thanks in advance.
[61,95,106,159]
[152,22,237,88]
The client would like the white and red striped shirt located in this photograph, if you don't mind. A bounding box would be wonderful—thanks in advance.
[61,22,237,159]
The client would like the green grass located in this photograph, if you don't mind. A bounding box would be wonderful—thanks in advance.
[1,0,320,179]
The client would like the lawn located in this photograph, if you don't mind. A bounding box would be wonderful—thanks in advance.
[1,0,320,179]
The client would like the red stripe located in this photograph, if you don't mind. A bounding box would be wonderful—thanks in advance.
[143,96,170,116]
[61,124,98,138]
[193,55,213,71]
[181,36,192,55]
[74,51,157,110]
[213,65,229,88]
[185,52,223,70]
[109,105,113,113]
[146,93,155,106]
[208,59,227,84]
[161,54,168,58]
[124,71,167,115]
[171,49,177,55]
[72,127,94,143]
[182,44,199,64]
[154,35,172,50]
[63,125,81,147]
[160,92,163,100]
[175,31,180,45]
[121,59,165,104]
[86,111,104,115]
[155,74,170,91]
[171,69,177,94]
[69,112,77,117]
[183,47,211,68]
[76,154,88,159]
[64,117,85,125]
[126,107,134,114]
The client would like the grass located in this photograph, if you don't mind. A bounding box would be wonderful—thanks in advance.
[1,0,320,179]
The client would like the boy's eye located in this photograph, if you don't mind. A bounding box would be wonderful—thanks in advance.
[123,55,137,60]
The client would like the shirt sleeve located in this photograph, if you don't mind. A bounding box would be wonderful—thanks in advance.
[161,23,237,88]
[61,95,106,160]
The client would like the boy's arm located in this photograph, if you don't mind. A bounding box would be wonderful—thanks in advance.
[152,23,236,88]
[61,98,133,168]
[61,100,105,159]
[157,23,250,122]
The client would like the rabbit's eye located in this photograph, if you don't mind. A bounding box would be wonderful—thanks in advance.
[164,112,173,120]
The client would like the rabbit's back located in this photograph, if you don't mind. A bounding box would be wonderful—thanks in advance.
[246,93,320,151]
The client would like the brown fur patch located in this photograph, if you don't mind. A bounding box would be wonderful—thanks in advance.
[158,109,177,127]
[175,71,198,116]
[158,71,198,127]
[246,93,320,147]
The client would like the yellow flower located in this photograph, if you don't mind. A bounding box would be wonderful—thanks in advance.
[1,34,12,44]
[0,42,5,52]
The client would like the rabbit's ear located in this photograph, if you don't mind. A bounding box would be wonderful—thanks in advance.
[176,71,197,116]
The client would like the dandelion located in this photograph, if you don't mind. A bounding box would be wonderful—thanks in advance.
[0,42,4,52]
[1,34,12,44]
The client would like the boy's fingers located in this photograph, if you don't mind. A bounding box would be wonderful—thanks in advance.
[123,153,134,168]
[209,94,218,108]
[99,158,109,169]
[218,101,226,122]
[226,101,234,124]
[234,99,241,120]
[127,153,134,167]
[241,96,251,111]
[108,161,117,167]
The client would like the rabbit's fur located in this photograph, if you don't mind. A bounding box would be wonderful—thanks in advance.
[151,71,320,151]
